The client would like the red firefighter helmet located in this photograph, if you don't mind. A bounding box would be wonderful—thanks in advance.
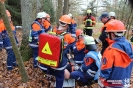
[106,20,126,36]
[76,29,83,37]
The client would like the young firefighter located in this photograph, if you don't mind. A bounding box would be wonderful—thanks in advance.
[99,20,133,88]
[95,12,113,55]
[70,35,101,86]
[73,29,85,65]
[63,29,85,80]
[0,10,18,70]
[45,15,75,88]
[83,9,96,36]
[43,14,52,33]
[29,12,47,68]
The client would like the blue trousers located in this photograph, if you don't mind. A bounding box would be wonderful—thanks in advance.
[6,49,17,70]
[47,68,64,88]
[71,71,93,84]
[32,47,38,68]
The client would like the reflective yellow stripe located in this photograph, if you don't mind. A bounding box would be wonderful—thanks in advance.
[38,56,57,67]
[84,27,93,29]
[29,37,32,42]
[60,38,64,62]
[86,19,92,22]
[85,19,93,28]
[29,30,32,42]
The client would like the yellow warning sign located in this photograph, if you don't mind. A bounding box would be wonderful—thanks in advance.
[42,42,52,55]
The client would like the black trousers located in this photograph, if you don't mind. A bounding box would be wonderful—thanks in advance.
[84,28,93,36]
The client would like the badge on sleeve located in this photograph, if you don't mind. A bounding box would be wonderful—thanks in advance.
[102,58,107,65]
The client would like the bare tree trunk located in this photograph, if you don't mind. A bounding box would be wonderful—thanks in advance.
[20,0,33,61]
[121,0,127,20]
[20,0,43,61]
[0,1,29,83]
[125,9,133,39]
[32,0,43,20]
[63,0,69,14]
[57,0,63,24]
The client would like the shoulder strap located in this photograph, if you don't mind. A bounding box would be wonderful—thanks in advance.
[31,21,43,30]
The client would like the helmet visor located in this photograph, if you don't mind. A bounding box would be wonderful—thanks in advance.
[59,21,68,27]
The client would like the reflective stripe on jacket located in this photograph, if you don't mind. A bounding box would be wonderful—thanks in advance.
[0,22,18,49]
[79,51,101,80]
[29,21,45,48]
[101,37,133,87]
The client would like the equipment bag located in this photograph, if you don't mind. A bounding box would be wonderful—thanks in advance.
[85,19,92,27]
[38,33,62,68]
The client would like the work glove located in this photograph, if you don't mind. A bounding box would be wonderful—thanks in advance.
[74,64,79,71]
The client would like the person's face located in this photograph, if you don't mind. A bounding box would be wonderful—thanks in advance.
[87,13,91,16]
[41,17,46,23]
[57,21,69,34]
[110,16,115,19]
[76,35,83,41]
[46,17,50,21]
[101,17,108,23]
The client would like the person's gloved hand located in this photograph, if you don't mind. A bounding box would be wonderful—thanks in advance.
[74,64,79,71]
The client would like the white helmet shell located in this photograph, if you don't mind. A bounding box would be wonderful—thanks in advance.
[68,13,72,18]
[36,12,47,18]
[109,12,116,17]
[84,35,95,45]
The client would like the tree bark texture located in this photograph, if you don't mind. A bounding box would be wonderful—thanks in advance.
[0,1,29,83]
[20,0,43,61]
[57,0,63,24]
[63,0,69,15]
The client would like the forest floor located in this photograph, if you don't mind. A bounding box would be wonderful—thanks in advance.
[0,23,133,88]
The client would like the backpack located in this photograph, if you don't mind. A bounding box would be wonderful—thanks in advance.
[37,32,66,68]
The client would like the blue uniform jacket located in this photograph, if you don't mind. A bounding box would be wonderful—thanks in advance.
[101,37,133,87]
[29,20,45,48]
[2,29,18,49]
[79,51,101,80]
[73,46,85,64]
[67,24,76,37]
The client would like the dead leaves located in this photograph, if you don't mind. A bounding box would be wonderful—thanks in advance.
[0,53,50,88]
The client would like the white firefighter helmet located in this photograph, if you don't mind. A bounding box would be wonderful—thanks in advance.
[84,35,97,51]
[109,12,116,17]
[84,35,95,45]
[68,13,73,18]
[36,12,47,19]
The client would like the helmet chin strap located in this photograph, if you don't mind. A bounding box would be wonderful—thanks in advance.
[108,32,124,40]
[108,32,113,40]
